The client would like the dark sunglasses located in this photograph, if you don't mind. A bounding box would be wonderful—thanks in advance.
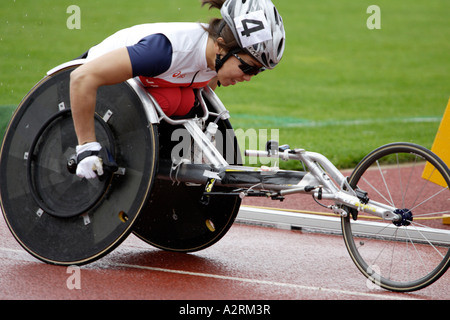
[232,53,265,76]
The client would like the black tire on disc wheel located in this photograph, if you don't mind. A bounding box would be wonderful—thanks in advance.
[133,94,242,252]
[0,65,158,265]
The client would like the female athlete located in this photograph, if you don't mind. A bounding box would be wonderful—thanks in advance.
[71,0,285,179]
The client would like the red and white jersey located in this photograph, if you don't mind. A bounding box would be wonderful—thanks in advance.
[87,23,217,88]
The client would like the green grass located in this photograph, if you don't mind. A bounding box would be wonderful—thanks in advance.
[1,0,449,169]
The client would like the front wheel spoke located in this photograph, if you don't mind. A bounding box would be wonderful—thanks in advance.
[376,160,395,207]
[409,186,449,212]
[407,223,446,259]
[361,176,393,206]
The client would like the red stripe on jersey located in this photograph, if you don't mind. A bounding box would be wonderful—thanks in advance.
[139,76,210,89]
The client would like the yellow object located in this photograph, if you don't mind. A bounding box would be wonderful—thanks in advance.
[422,98,450,187]
[443,214,450,225]
[205,219,216,232]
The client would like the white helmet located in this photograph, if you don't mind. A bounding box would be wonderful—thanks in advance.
[220,0,286,69]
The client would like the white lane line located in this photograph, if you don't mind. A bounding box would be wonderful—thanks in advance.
[111,261,419,300]
[0,247,418,300]
[231,114,442,128]
[0,247,39,262]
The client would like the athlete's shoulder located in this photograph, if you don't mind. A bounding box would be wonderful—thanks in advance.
[128,22,206,34]
[160,23,209,51]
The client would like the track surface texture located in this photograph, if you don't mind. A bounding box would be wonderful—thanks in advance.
[0,166,449,302]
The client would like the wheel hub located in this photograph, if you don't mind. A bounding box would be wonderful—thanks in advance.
[393,208,413,226]
[27,110,115,218]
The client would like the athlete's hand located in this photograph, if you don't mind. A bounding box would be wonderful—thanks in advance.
[76,142,104,179]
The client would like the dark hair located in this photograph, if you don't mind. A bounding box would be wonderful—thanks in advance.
[201,0,239,52]
[201,0,226,10]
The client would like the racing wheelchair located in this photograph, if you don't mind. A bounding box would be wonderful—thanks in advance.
[1,60,449,292]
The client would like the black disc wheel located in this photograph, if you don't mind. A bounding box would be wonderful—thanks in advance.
[0,64,158,265]
[133,93,242,252]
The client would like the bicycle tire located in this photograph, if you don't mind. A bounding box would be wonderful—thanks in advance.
[342,142,450,292]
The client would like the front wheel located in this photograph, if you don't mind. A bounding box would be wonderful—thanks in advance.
[342,143,450,292]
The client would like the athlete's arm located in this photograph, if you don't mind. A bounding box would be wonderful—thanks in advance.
[70,34,172,145]
[70,47,133,145]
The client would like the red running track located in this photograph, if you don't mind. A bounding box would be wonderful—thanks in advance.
[0,207,448,301]
[1,166,449,303]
